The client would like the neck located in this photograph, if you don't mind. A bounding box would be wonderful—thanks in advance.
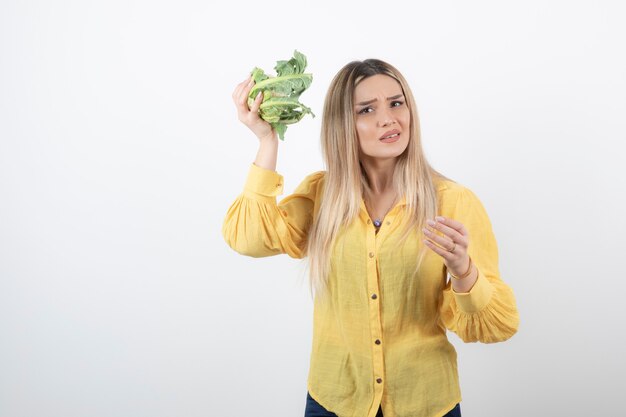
[360,157,397,195]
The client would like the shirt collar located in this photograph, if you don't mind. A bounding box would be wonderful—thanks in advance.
[358,180,448,220]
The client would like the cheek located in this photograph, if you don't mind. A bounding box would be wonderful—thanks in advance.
[355,119,373,139]
[400,108,411,126]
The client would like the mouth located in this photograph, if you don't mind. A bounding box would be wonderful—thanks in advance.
[379,129,401,141]
[380,129,401,143]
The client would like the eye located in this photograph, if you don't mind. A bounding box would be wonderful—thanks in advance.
[358,100,404,114]
[357,101,405,115]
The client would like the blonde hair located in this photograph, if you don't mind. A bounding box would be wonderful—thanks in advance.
[304,59,452,302]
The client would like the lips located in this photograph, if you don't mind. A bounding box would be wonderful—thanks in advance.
[379,129,400,140]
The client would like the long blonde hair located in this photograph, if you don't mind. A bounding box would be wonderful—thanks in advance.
[304,59,451,301]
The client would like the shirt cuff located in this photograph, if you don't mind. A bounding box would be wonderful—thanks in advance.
[243,163,285,201]
[452,268,495,314]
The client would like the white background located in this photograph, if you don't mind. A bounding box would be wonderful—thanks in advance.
[1,1,625,416]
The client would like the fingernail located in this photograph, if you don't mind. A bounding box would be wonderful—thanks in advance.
[256,91,262,99]
[427,219,435,226]
[435,216,445,222]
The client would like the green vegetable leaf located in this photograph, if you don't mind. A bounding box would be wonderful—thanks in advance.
[250,67,269,84]
[247,50,314,141]
[274,50,307,76]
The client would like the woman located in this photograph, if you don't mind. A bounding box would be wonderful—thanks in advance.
[223,58,520,417]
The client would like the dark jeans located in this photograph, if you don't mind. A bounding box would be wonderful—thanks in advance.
[304,391,461,417]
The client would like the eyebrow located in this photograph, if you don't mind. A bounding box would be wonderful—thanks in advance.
[356,94,404,107]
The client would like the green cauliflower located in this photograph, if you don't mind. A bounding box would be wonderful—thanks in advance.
[248,50,315,141]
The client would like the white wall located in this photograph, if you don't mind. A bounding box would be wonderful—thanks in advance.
[1,1,624,416]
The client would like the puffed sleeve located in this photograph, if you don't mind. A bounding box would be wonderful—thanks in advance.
[221,162,325,259]
[440,186,520,343]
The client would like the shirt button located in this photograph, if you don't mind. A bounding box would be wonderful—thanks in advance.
[376,378,383,384]
[276,183,281,187]
[369,252,374,258]
[386,221,390,225]
[375,339,381,345]
[371,293,377,299]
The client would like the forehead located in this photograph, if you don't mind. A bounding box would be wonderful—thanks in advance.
[353,74,402,100]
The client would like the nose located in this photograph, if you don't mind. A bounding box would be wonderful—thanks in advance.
[378,108,396,127]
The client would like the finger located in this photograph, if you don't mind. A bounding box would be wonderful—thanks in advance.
[232,75,252,100]
[238,78,255,108]
[244,80,257,106]
[434,216,468,237]
[232,84,244,103]
[423,238,454,260]
[427,218,466,243]
[237,74,251,89]
[232,85,249,108]
[249,90,263,113]
[422,228,457,253]
[234,79,255,114]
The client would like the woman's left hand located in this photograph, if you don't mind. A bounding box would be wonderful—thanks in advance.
[422,216,471,277]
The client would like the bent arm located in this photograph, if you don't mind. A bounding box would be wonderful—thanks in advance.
[440,187,520,343]
[222,163,324,259]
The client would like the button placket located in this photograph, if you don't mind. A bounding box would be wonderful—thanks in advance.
[366,226,385,398]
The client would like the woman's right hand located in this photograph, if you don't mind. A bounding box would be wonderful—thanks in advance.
[232,75,277,142]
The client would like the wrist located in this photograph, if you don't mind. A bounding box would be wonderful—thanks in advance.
[258,131,277,143]
[449,256,473,280]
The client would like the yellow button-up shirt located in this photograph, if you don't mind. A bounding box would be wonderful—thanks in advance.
[222,163,520,417]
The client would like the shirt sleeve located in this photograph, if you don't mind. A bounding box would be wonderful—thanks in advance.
[439,186,520,343]
[221,162,325,259]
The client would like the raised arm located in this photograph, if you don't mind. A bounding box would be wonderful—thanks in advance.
[222,75,324,258]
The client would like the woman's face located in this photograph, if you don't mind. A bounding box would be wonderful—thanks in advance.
[353,74,410,161]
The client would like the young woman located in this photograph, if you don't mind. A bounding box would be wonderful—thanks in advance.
[223,58,520,417]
